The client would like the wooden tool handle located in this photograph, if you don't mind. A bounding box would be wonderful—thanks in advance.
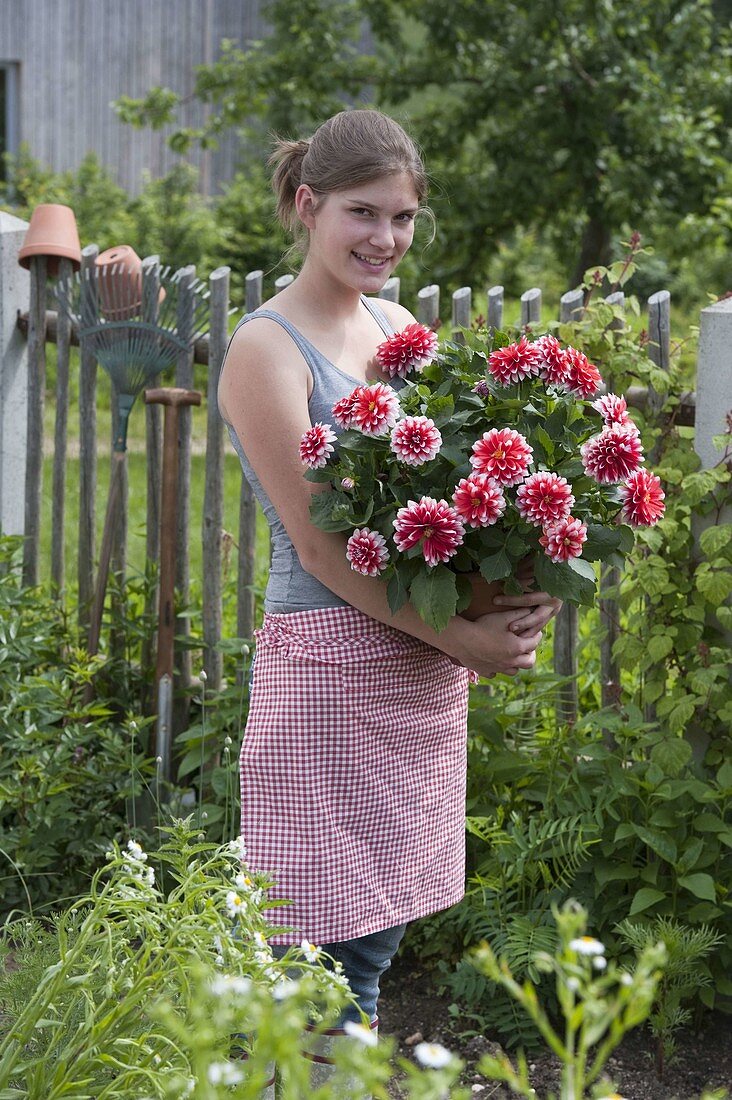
[144,387,201,408]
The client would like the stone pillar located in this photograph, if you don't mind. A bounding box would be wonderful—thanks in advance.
[0,212,30,536]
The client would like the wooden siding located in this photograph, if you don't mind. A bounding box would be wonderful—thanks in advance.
[0,0,267,195]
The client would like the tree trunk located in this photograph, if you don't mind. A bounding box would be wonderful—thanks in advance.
[572,215,613,289]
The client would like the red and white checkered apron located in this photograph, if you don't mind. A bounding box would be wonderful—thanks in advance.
[240,605,470,945]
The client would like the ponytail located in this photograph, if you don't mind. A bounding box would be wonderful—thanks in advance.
[269,138,311,236]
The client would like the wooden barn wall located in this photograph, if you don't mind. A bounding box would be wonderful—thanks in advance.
[0,0,266,196]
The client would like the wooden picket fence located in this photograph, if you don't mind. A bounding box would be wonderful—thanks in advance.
[16,253,695,728]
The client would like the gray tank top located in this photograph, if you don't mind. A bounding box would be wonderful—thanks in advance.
[221,295,402,613]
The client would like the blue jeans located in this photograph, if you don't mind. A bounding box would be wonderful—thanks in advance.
[275,923,407,1024]
[322,923,407,1024]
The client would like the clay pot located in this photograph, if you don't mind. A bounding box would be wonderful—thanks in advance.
[459,574,503,621]
[95,245,166,320]
[96,245,146,320]
[18,203,82,276]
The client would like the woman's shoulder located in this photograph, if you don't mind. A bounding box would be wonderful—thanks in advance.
[218,309,311,420]
[368,297,418,330]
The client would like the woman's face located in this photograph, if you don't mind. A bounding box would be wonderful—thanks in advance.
[297,171,420,293]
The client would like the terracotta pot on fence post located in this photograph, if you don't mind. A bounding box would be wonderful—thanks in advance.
[95,244,166,320]
[18,203,81,276]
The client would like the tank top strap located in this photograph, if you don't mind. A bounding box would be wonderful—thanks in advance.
[361,295,395,337]
[233,309,324,374]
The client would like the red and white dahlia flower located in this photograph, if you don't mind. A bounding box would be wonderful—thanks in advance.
[539,516,588,562]
[563,346,603,398]
[350,382,401,436]
[487,335,543,386]
[331,392,359,429]
[346,528,390,575]
[620,468,666,527]
[532,334,570,386]
[516,471,575,527]
[592,392,632,427]
[470,427,533,487]
[452,474,506,528]
[299,422,337,469]
[390,416,442,466]
[393,497,465,567]
[375,322,438,378]
[581,424,644,484]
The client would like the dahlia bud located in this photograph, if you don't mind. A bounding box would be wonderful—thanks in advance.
[341,477,355,491]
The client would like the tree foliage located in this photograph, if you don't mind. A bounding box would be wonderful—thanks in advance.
[115,0,731,286]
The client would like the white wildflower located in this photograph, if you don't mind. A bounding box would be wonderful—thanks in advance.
[620,972,633,986]
[146,866,155,887]
[252,931,269,951]
[300,939,322,963]
[207,1061,243,1086]
[343,1020,378,1047]
[272,977,298,1000]
[210,974,252,997]
[228,836,248,861]
[200,669,208,682]
[180,1078,196,1097]
[226,891,245,917]
[126,839,147,862]
[566,977,580,991]
[593,955,608,970]
[213,934,224,957]
[235,871,254,891]
[569,936,605,957]
[415,1041,453,1068]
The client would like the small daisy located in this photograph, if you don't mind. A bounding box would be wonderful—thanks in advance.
[252,931,269,950]
[272,977,299,1000]
[569,936,606,957]
[208,1061,244,1086]
[414,1041,453,1068]
[300,939,322,963]
[228,836,248,861]
[225,891,245,917]
[344,1020,379,1047]
[593,955,608,970]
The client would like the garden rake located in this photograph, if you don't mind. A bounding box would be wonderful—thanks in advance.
[56,261,211,661]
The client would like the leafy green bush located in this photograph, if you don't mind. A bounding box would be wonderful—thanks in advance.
[0,537,154,916]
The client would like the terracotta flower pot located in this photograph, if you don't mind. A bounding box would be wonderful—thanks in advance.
[459,574,503,621]
[96,245,166,321]
[18,203,82,276]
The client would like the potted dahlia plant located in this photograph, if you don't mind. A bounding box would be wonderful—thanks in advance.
[299,323,665,632]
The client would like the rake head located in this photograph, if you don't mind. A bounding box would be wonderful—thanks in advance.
[57,262,211,450]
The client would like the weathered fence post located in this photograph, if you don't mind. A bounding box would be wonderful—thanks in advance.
[0,212,29,541]
[520,287,542,329]
[599,291,625,732]
[452,286,471,343]
[378,276,400,303]
[274,274,294,293]
[202,267,230,691]
[647,290,671,423]
[174,265,197,727]
[77,245,98,631]
[487,286,504,331]
[51,258,73,595]
[553,288,584,724]
[142,257,163,568]
[236,273,260,650]
[22,255,47,586]
[417,284,440,328]
[245,270,263,313]
[694,297,732,533]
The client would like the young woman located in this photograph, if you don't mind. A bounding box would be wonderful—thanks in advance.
[218,109,560,1060]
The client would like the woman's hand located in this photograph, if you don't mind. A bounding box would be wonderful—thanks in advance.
[493,590,563,636]
[444,610,545,680]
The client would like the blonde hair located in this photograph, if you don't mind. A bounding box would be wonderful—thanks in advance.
[269,109,430,252]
